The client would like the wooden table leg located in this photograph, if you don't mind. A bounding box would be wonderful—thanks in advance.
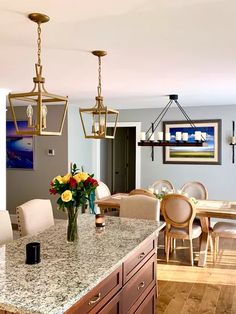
[198,217,210,267]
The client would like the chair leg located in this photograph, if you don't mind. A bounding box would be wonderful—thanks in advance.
[173,238,176,250]
[170,237,173,253]
[164,232,167,254]
[213,235,217,264]
[216,236,219,254]
[166,236,170,263]
[189,239,194,266]
[209,235,213,253]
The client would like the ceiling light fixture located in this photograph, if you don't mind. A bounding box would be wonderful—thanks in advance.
[8,13,69,136]
[138,95,207,161]
[79,50,119,139]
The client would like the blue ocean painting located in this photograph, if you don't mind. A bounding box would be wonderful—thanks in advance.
[169,126,215,159]
[6,121,34,169]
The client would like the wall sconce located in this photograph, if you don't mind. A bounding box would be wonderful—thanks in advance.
[230,121,236,164]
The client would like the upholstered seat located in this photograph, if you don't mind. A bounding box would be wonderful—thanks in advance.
[213,222,236,236]
[169,224,202,238]
[16,199,54,237]
[120,195,160,221]
[212,221,236,263]
[0,210,13,245]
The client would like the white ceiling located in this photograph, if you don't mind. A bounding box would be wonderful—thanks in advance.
[1,0,236,109]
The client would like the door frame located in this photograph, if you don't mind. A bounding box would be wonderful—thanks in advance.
[93,122,141,188]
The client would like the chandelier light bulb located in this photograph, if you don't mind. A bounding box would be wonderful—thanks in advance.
[26,105,34,127]
[42,104,48,129]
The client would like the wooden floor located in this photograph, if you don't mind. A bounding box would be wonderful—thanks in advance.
[156,233,236,313]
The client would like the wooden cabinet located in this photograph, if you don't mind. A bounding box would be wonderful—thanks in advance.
[65,266,122,314]
[66,235,157,314]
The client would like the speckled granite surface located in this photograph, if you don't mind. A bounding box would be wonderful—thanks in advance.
[0,214,164,314]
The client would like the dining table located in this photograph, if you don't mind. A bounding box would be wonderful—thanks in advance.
[95,193,236,267]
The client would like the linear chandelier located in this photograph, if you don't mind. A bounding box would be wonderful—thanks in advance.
[79,50,119,139]
[8,13,69,136]
[138,95,207,160]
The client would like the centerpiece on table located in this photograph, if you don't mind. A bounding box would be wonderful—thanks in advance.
[49,164,98,242]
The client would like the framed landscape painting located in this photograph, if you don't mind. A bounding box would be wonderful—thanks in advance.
[6,121,34,169]
[163,119,222,165]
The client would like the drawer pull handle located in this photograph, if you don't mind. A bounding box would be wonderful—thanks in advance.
[137,281,145,290]
[138,252,145,259]
[88,293,101,305]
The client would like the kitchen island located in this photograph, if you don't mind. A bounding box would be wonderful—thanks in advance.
[0,214,164,314]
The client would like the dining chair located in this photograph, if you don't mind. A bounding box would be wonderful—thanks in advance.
[16,199,54,237]
[129,188,156,199]
[180,181,208,200]
[95,181,111,200]
[0,210,13,245]
[211,221,236,263]
[161,194,202,266]
[120,195,160,221]
[151,180,175,194]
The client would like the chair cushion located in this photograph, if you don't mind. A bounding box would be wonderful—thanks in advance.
[169,223,202,239]
[213,222,236,236]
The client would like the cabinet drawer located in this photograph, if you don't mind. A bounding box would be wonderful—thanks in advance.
[65,266,122,314]
[123,236,156,283]
[134,286,156,314]
[122,254,156,312]
[96,291,122,314]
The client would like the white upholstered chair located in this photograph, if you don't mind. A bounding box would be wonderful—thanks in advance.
[212,221,236,263]
[16,199,54,237]
[180,181,208,200]
[120,195,160,221]
[151,180,174,193]
[0,210,13,245]
[129,189,156,199]
[95,182,111,200]
[161,194,202,266]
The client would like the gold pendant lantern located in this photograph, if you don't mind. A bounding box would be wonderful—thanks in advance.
[8,13,69,136]
[79,50,119,139]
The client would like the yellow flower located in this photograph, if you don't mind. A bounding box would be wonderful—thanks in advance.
[53,175,63,184]
[61,190,72,202]
[73,172,89,183]
[62,173,71,184]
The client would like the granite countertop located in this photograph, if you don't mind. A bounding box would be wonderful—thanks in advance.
[0,214,165,314]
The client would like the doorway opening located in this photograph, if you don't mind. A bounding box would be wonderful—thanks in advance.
[94,122,141,193]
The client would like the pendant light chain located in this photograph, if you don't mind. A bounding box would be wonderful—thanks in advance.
[37,23,42,65]
[97,56,102,97]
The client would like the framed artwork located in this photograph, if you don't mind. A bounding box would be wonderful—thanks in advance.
[163,119,222,165]
[6,121,34,169]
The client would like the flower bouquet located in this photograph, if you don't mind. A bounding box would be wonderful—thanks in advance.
[49,164,98,242]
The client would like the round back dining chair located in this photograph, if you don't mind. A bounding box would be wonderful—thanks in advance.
[95,181,111,200]
[181,181,208,200]
[161,194,201,266]
[129,188,156,199]
[120,195,160,221]
[16,199,54,237]
[151,180,174,194]
[0,210,13,245]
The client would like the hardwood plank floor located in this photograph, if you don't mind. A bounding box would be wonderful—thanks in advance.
[156,233,236,313]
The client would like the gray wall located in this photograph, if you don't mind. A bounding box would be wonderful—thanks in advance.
[68,104,94,173]
[7,106,68,218]
[118,105,236,201]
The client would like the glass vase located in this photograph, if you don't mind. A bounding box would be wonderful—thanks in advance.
[67,207,78,243]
